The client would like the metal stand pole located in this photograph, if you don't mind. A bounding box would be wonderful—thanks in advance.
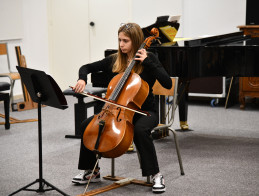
[8,94,68,196]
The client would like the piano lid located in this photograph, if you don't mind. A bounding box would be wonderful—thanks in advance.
[184,31,249,47]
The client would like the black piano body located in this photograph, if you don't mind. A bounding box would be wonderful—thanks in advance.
[154,31,259,78]
[151,31,259,129]
[92,31,259,130]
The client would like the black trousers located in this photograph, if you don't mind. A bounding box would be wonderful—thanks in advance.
[78,110,159,176]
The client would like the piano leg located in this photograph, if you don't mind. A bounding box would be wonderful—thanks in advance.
[178,80,190,130]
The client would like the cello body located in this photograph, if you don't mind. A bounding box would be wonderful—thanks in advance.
[83,72,149,158]
[82,27,159,159]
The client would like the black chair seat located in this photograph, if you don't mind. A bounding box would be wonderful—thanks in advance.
[0,82,10,91]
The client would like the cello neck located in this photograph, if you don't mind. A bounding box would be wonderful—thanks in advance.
[109,42,146,101]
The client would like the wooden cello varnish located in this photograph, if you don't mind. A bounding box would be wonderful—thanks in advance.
[83,28,159,158]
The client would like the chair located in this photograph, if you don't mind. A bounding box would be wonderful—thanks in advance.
[0,82,11,129]
[0,79,37,126]
[150,77,184,178]
[139,77,184,183]
[0,45,37,124]
[88,77,184,195]
[12,46,38,111]
[0,43,20,107]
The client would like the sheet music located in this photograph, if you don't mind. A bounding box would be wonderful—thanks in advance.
[168,15,181,23]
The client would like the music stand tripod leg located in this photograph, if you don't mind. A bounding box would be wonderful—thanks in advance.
[8,100,68,196]
[9,66,69,196]
[8,179,68,196]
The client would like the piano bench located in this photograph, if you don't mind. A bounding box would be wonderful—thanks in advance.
[63,85,107,139]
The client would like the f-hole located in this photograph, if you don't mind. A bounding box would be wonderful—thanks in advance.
[116,107,122,122]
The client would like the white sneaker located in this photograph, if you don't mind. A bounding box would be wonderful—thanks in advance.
[152,173,166,193]
[72,169,101,184]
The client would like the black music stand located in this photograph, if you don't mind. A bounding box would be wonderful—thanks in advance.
[9,67,69,196]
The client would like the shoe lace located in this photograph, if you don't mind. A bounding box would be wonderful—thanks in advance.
[152,173,163,185]
[76,170,90,177]
[77,170,88,178]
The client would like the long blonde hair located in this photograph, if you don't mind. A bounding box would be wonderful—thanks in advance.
[112,23,144,74]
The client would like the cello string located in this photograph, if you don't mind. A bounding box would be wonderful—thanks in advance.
[110,42,146,101]
[110,64,132,100]
[110,59,134,100]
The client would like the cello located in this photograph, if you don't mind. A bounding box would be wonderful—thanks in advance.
[82,28,159,159]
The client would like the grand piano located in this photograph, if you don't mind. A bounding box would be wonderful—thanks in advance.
[151,31,259,130]
[91,26,259,131]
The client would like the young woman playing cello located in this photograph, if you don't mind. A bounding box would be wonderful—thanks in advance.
[72,23,172,193]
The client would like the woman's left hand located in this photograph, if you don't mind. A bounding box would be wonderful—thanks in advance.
[135,49,147,62]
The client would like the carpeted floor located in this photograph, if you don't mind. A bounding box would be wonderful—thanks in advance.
[0,96,258,196]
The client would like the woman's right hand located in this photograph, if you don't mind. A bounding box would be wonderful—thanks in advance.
[73,79,86,93]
